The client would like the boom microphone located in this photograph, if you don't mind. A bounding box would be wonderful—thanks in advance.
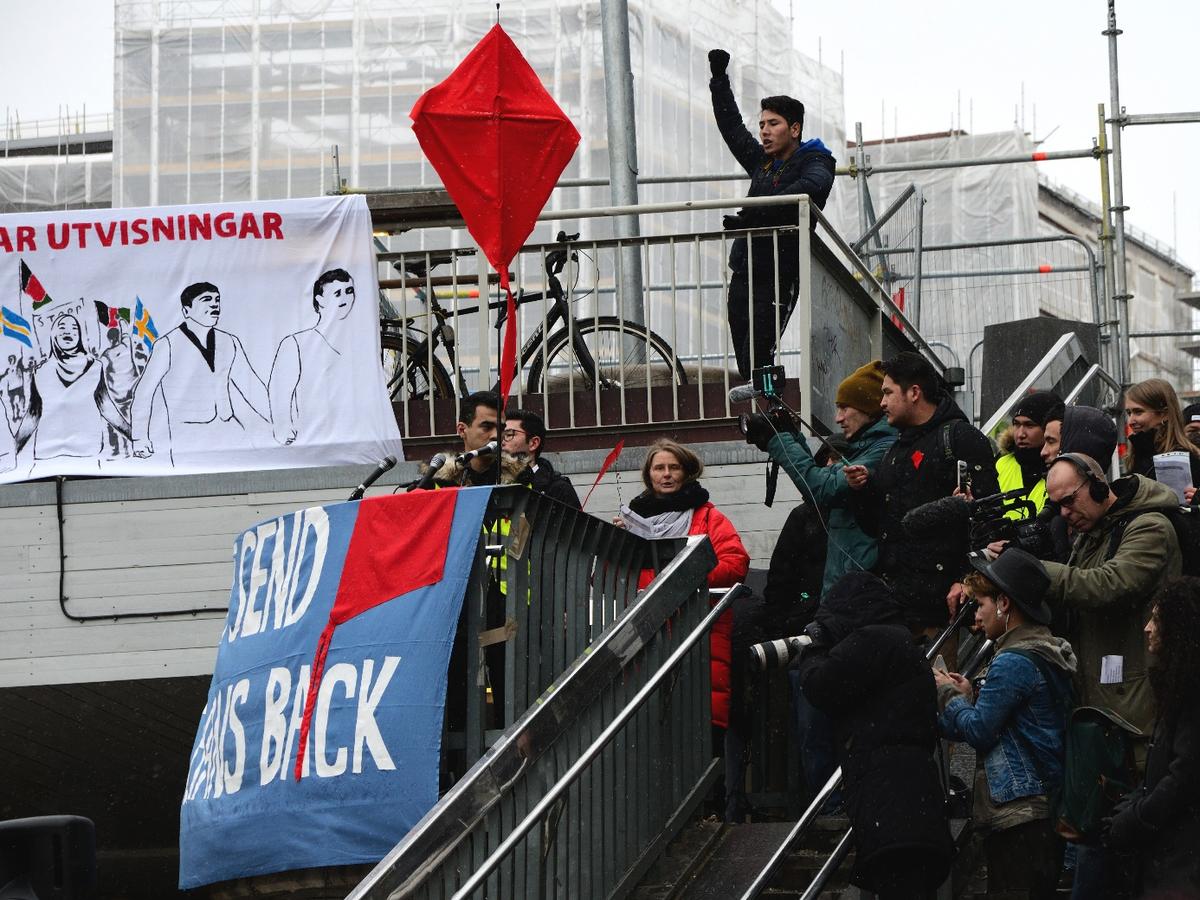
[728,384,765,404]
[456,440,498,465]
[348,454,397,501]
[901,493,971,539]
[410,452,448,492]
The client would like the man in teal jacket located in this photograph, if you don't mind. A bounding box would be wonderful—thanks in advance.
[748,360,897,596]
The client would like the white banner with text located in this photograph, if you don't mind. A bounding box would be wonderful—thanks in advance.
[0,195,400,481]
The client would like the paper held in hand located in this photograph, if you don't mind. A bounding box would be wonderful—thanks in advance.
[1152,451,1193,504]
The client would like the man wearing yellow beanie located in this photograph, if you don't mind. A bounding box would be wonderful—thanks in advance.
[743,359,896,596]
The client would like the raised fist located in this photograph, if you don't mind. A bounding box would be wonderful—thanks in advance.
[708,48,730,77]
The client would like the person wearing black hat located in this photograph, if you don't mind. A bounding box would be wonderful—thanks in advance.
[996,391,1065,517]
[936,548,1077,900]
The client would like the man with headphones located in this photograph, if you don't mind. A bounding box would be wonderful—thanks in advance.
[1041,452,1180,744]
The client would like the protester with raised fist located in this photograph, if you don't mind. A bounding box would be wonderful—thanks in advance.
[708,47,836,380]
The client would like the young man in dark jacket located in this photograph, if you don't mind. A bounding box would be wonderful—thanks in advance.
[845,352,999,642]
[708,48,836,380]
[500,408,581,509]
[795,572,954,899]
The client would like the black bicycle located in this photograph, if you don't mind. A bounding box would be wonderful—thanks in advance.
[379,232,687,401]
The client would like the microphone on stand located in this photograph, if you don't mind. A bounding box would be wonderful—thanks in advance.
[348,455,397,501]
[456,440,498,466]
[409,452,448,492]
[728,383,765,404]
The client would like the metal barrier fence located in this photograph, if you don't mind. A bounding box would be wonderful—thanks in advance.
[377,195,932,443]
[451,486,682,768]
[852,182,926,328]
[349,520,726,900]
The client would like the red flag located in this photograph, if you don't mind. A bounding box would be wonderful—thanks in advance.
[582,439,625,510]
[410,24,580,408]
[293,490,458,780]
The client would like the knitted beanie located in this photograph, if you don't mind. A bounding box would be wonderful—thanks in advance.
[835,360,885,415]
[1012,390,1065,427]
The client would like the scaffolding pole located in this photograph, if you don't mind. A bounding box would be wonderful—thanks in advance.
[600,0,646,326]
[1096,104,1119,378]
[1123,111,1200,126]
[345,147,1102,195]
[1105,0,1132,386]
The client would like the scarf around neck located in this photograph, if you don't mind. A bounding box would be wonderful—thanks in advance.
[621,480,710,540]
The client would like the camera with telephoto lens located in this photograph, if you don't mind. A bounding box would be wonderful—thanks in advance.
[748,620,827,671]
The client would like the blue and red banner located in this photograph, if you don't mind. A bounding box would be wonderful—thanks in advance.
[179,487,492,889]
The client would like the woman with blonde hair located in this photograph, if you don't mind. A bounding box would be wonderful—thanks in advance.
[1123,378,1200,492]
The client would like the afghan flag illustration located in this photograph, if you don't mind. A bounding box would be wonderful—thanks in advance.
[20,260,53,311]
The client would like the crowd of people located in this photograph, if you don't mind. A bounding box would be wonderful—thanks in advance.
[412,47,1199,899]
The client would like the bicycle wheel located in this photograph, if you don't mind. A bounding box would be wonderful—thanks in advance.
[525,317,688,394]
[380,333,455,401]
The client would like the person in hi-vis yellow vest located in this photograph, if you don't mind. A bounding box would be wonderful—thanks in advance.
[995,391,1064,519]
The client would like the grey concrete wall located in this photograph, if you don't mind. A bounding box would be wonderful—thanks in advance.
[0,440,799,687]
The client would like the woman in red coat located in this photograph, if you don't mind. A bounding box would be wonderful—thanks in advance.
[616,439,751,730]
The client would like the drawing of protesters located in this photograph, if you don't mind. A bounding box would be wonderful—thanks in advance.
[130,281,270,461]
[13,313,130,462]
[268,268,356,446]
[3,354,27,422]
[100,327,139,457]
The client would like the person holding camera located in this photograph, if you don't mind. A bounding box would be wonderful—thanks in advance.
[707,48,836,380]
[935,549,1075,900]
[743,360,897,596]
[844,352,999,649]
[794,572,954,899]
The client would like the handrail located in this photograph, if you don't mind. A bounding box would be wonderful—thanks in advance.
[799,830,854,900]
[1064,362,1123,405]
[738,596,982,900]
[810,205,948,376]
[450,582,752,900]
[980,332,1083,435]
[346,532,718,900]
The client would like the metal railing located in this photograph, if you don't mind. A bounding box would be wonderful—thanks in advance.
[348,530,728,900]
[451,487,682,765]
[980,331,1123,438]
[378,195,938,442]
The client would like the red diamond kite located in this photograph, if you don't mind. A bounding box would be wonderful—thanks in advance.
[410,24,580,406]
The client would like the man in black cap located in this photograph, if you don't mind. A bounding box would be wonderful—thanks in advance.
[995,391,1064,517]
[708,48,836,380]
[935,548,1076,900]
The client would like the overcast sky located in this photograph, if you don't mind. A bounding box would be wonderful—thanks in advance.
[2,1,1195,276]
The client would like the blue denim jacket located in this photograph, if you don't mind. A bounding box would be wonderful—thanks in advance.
[939,645,1071,805]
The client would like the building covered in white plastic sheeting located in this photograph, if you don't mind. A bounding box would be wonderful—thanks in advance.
[0,154,113,214]
[112,0,845,222]
[836,129,1195,408]
[111,0,846,387]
